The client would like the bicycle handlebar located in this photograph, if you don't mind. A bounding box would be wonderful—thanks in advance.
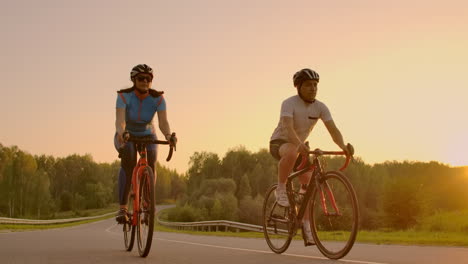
[307,143,354,171]
[118,132,176,162]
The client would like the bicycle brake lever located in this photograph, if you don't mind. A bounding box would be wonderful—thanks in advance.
[170,132,177,151]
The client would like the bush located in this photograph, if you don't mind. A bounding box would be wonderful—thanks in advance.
[238,195,263,225]
[417,210,468,233]
[167,204,201,222]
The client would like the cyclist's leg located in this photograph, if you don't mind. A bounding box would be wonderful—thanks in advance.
[277,143,298,184]
[299,170,314,245]
[117,138,137,207]
[145,134,158,203]
[298,171,312,220]
[270,140,297,206]
[145,134,158,181]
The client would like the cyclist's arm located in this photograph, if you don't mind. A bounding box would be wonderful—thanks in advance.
[157,110,172,140]
[281,116,308,149]
[116,108,126,143]
[324,120,347,150]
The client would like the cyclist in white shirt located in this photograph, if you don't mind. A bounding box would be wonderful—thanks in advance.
[269,68,351,245]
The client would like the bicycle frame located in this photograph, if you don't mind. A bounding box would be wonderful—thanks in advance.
[130,144,151,226]
[119,132,176,257]
[263,144,357,259]
[287,151,351,224]
[120,133,174,227]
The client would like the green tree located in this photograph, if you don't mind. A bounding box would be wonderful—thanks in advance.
[27,169,53,218]
[12,150,37,216]
[382,177,422,229]
[239,195,263,225]
[221,146,256,198]
[210,198,223,220]
[155,163,172,203]
[237,174,252,200]
[187,152,221,193]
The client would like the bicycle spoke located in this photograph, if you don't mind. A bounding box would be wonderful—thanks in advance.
[136,167,155,257]
[123,190,135,251]
[263,184,294,253]
[311,171,358,259]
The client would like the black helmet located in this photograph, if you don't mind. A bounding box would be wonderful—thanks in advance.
[130,64,154,80]
[293,68,319,88]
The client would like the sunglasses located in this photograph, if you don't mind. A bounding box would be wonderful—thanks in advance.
[136,76,153,82]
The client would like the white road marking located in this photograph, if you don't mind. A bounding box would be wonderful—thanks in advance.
[105,221,388,264]
[105,223,123,239]
[155,237,388,264]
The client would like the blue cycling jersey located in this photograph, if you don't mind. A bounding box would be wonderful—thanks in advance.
[116,89,166,136]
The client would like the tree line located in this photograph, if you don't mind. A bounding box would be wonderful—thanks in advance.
[167,146,468,231]
[2,142,467,232]
[0,143,186,219]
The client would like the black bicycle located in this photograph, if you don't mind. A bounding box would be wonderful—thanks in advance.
[262,144,358,259]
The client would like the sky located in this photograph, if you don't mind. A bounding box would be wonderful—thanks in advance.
[1,0,467,173]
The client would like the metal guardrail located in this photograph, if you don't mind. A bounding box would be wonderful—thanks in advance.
[157,218,265,233]
[0,212,116,225]
[1,207,286,235]
[156,208,288,234]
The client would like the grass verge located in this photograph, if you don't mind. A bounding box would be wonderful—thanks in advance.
[0,204,118,232]
[0,215,114,232]
[155,223,468,247]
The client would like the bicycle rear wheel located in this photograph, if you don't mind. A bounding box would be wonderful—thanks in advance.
[262,184,294,254]
[123,190,136,251]
[309,171,359,259]
[137,166,155,257]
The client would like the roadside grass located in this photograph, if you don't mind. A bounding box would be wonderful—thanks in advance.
[0,216,114,231]
[0,204,117,232]
[155,223,468,247]
[51,204,118,219]
[357,230,468,247]
[155,208,468,247]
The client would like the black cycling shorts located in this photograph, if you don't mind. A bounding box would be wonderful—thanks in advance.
[269,139,311,171]
[269,139,288,160]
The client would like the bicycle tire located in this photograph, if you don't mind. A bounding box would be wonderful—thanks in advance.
[262,184,294,254]
[123,190,136,251]
[137,166,155,257]
[309,171,359,259]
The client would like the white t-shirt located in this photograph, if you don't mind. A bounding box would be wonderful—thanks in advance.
[270,95,333,142]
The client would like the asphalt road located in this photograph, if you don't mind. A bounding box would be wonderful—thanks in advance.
[1,218,468,264]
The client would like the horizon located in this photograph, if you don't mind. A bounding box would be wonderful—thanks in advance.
[1,141,466,174]
[1,1,467,173]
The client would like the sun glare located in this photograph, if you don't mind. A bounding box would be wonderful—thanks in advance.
[445,148,468,167]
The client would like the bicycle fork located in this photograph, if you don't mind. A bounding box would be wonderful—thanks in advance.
[315,175,341,216]
[131,164,146,226]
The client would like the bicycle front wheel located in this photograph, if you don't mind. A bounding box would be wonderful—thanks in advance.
[136,166,155,257]
[123,189,136,251]
[309,171,359,259]
[262,184,294,254]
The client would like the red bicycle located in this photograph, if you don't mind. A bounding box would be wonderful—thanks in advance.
[263,144,358,259]
[119,132,176,257]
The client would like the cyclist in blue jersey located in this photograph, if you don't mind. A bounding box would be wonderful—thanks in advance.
[114,64,177,222]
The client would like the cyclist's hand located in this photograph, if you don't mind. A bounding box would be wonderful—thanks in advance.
[118,131,130,146]
[117,133,125,145]
[344,143,354,157]
[166,132,177,150]
[297,142,310,154]
[117,132,130,158]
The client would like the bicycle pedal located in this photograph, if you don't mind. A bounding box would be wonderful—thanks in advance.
[116,216,128,224]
